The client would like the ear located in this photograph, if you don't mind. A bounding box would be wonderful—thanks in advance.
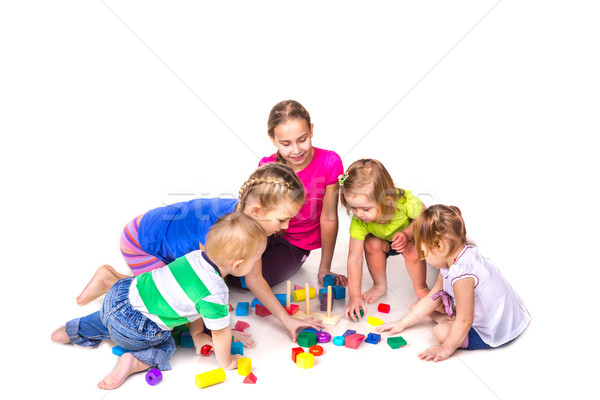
[309,123,314,138]
[231,259,244,272]
[269,135,277,147]
[247,204,263,218]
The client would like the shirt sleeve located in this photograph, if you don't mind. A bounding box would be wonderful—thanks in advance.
[398,190,423,219]
[325,151,344,186]
[349,216,369,241]
[258,154,276,167]
[197,290,231,330]
[448,262,479,288]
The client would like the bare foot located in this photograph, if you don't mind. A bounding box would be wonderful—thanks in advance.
[97,353,149,390]
[77,265,127,306]
[51,325,70,343]
[362,284,387,303]
[232,330,256,348]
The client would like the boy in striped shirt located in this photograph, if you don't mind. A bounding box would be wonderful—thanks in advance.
[51,212,266,390]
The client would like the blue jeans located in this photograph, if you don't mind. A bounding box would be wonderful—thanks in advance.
[65,277,176,370]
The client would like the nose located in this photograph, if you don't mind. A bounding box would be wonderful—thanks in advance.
[291,143,300,154]
[281,220,290,230]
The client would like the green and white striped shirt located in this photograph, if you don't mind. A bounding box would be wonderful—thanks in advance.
[129,250,230,331]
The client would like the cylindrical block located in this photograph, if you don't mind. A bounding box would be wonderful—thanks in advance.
[333,336,345,346]
[317,331,331,343]
[145,368,162,386]
[296,352,315,369]
[238,357,251,376]
[195,368,226,388]
[292,287,316,302]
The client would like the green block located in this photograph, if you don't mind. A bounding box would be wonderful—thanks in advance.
[353,309,365,320]
[387,336,407,349]
[297,332,318,348]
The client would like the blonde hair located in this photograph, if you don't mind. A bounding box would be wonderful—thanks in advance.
[205,212,267,263]
[413,204,467,259]
[237,163,305,212]
[340,159,405,224]
[267,100,312,164]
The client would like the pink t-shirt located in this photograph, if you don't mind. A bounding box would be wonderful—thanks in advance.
[259,147,343,250]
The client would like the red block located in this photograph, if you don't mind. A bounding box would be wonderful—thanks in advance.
[292,347,304,362]
[344,333,365,349]
[233,320,250,332]
[285,304,299,315]
[243,372,257,384]
[378,303,391,313]
[255,304,272,317]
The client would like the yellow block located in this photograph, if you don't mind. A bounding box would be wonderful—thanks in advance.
[292,287,316,302]
[368,316,384,326]
[195,368,226,388]
[296,352,315,369]
[238,357,251,376]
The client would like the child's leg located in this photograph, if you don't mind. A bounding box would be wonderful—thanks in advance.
[53,311,111,347]
[363,234,389,303]
[97,352,149,390]
[76,264,126,306]
[402,241,429,299]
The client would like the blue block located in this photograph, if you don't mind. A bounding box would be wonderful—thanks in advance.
[333,336,345,346]
[252,293,292,307]
[180,331,194,348]
[239,277,248,289]
[301,327,320,334]
[230,342,244,355]
[323,274,336,288]
[342,329,356,338]
[365,333,381,344]
[236,302,249,316]
[112,345,131,356]
[332,285,346,300]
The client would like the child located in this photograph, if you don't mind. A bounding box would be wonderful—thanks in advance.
[76,163,324,342]
[340,159,427,320]
[51,212,267,389]
[376,205,530,362]
[260,99,348,287]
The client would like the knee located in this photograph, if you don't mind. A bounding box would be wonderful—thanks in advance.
[364,235,386,255]
[402,243,421,263]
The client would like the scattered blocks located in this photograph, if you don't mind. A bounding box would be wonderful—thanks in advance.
[255,304,272,317]
[230,342,243,355]
[292,347,304,363]
[243,372,257,384]
[344,333,366,349]
[292,287,316,302]
[365,333,381,344]
[342,329,356,337]
[323,274,336,288]
[309,345,324,356]
[111,345,131,356]
[145,368,163,386]
[332,285,346,300]
[233,320,250,332]
[368,316,384,326]
[296,352,315,369]
[195,368,226,389]
[229,304,234,312]
[320,291,335,311]
[235,302,249,316]
[387,336,408,349]
[180,331,194,348]
[297,331,318,348]
[252,294,292,307]
[317,331,332,343]
[285,304,299,315]
[378,303,391,313]
[333,336,345,346]
[238,357,251,376]
[294,284,303,290]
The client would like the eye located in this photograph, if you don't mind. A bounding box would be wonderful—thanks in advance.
[278,219,286,223]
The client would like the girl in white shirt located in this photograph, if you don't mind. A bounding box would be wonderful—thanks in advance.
[377,204,529,362]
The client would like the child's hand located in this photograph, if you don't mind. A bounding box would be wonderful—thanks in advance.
[345,297,367,321]
[418,344,453,363]
[375,321,405,335]
[284,316,324,342]
[225,354,243,370]
[391,231,409,253]
[317,270,348,287]
[232,330,256,348]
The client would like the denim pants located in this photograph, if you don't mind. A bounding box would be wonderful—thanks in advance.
[65,277,175,370]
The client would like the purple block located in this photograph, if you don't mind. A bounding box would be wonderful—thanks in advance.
[342,329,356,337]
[317,331,332,343]
[145,368,163,386]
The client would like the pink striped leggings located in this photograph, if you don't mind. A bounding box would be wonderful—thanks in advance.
[120,214,166,276]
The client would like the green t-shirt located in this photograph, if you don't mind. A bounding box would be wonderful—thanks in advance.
[349,190,423,242]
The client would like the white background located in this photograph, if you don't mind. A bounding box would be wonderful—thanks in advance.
[1,1,598,399]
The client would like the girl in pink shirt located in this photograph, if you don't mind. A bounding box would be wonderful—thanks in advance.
[257,100,348,287]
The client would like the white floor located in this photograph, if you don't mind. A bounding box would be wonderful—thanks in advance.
[2,1,599,399]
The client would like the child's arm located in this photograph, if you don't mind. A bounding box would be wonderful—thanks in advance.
[344,237,367,321]
[376,272,443,334]
[391,200,426,252]
[211,326,240,369]
[317,183,347,286]
[419,278,475,362]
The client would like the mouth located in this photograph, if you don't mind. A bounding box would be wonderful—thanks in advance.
[289,153,305,163]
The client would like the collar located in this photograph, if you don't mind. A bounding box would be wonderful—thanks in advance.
[201,251,222,277]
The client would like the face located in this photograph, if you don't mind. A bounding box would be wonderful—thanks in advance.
[232,240,267,277]
[344,192,380,223]
[420,243,448,269]
[271,119,314,171]
[247,199,302,236]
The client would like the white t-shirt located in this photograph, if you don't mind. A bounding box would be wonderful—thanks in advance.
[441,245,530,347]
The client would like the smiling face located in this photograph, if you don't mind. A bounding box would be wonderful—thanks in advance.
[270,119,314,171]
[343,192,381,223]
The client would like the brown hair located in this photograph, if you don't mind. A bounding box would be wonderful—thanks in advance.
[236,163,305,213]
[267,100,312,164]
[205,212,267,263]
[340,159,405,224]
[413,204,467,259]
